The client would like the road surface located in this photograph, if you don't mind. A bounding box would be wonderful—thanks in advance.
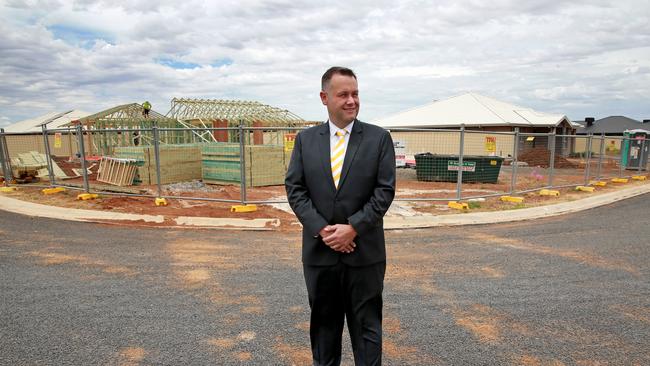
[1,195,649,365]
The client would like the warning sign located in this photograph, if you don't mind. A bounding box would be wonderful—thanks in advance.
[54,133,62,148]
[485,136,496,155]
[284,133,296,152]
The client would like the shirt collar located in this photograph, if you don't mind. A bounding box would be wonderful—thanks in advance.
[328,120,354,137]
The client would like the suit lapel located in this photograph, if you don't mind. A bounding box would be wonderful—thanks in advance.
[337,120,363,191]
[317,123,337,192]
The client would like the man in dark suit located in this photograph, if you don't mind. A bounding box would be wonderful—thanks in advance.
[285,66,396,365]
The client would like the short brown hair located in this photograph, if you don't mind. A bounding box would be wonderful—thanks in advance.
[321,66,357,91]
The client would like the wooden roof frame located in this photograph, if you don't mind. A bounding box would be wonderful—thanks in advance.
[68,103,175,127]
[166,98,306,127]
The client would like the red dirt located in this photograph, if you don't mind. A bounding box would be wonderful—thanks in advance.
[516,148,578,168]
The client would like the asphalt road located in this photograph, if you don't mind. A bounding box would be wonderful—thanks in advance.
[1,195,649,365]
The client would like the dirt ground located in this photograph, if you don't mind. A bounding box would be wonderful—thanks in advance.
[4,161,648,233]
[3,155,646,231]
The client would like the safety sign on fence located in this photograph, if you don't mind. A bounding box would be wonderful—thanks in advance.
[485,136,496,155]
[284,133,296,152]
[54,133,62,148]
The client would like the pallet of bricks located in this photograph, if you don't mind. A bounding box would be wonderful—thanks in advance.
[97,157,139,186]
[113,144,203,185]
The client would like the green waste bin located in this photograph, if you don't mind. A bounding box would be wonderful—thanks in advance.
[415,153,503,183]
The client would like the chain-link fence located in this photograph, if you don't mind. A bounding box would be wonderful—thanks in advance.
[0,125,647,205]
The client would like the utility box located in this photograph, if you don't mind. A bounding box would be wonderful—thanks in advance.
[414,153,503,183]
[622,129,649,170]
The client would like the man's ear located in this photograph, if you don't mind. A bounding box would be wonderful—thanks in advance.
[320,91,328,105]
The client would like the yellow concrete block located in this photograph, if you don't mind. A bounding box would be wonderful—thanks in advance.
[575,186,595,192]
[589,181,607,187]
[155,197,168,206]
[231,204,258,213]
[611,178,628,183]
[632,175,647,181]
[447,201,469,210]
[0,187,17,192]
[42,187,66,195]
[539,189,560,197]
[500,196,524,203]
[77,193,99,200]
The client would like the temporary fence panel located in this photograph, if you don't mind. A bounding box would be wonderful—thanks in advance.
[4,132,77,158]
[456,131,508,200]
[201,143,286,187]
[390,130,461,201]
[388,130,514,157]
[113,144,203,185]
[513,133,556,192]
[591,136,624,181]
[545,134,588,188]
[1,132,73,186]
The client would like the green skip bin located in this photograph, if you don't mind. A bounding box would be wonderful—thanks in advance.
[414,153,503,183]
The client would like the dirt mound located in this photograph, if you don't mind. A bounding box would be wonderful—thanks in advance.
[518,148,578,168]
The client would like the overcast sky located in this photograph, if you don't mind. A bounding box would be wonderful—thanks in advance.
[1,0,649,126]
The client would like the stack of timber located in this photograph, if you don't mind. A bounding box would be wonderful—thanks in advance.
[97,157,138,186]
[202,143,286,187]
[9,151,67,182]
[11,151,47,177]
[113,144,203,185]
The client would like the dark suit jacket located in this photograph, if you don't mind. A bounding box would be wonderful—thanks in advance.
[285,120,396,266]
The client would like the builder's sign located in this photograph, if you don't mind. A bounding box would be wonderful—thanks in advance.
[448,160,476,172]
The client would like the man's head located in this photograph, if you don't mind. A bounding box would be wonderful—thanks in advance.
[320,66,359,128]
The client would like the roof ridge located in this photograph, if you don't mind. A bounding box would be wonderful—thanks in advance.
[469,93,510,124]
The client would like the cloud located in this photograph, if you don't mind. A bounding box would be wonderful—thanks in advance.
[0,0,649,125]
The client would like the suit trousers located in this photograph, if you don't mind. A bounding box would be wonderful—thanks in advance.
[303,260,386,366]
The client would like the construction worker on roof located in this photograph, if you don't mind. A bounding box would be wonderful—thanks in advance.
[142,101,152,118]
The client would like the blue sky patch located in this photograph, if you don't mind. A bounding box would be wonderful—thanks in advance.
[211,58,234,67]
[156,58,201,69]
[47,24,114,49]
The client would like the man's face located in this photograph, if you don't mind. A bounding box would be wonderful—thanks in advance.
[320,73,359,127]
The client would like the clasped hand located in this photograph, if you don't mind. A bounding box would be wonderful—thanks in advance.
[319,224,357,253]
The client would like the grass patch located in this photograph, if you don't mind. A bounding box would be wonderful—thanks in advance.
[468,201,482,209]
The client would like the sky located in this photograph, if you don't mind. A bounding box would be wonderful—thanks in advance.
[1,0,649,127]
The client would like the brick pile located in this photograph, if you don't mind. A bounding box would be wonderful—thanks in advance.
[517,148,578,168]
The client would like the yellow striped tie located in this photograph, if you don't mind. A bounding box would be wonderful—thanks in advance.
[331,129,348,188]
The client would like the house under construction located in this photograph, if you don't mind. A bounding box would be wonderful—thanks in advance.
[62,99,308,154]
[167,98,307,145]
[57,99,308,186]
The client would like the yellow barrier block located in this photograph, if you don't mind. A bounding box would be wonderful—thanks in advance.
[155,198,168,206]
[231,204,258,213]
[77,193,99,200]
[539,189,560,197]
[575,186,595,192]
[42,187,66,195]
[500,196,524,203]
[0,187,17,192]
[632,175,647,181]
[447,201,469,210]
[589,181,607,187]
[611,178,628,183]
